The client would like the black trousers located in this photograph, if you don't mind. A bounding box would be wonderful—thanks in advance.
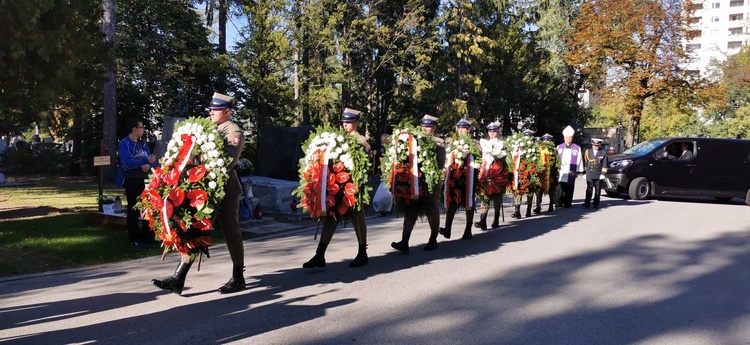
[585,179,602,207]
[559,182,575,207]
[123,177,148,243]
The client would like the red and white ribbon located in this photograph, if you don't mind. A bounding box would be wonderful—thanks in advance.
[512,145,522,189]
[407,134,419,199]
[316,147,331,217]
[465,154,475,209]
[162,134,195,236]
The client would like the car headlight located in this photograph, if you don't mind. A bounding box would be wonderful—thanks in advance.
[609,159,632,169]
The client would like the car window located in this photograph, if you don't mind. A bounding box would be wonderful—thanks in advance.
[624,139,667,155]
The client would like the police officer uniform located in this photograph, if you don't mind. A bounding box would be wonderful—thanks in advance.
[583,138,608,208]
[152,92,246,295]
[303,108,370,268]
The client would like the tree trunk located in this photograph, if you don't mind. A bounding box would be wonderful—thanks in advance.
[102,0,117,180]
[217,0,227,94]
[626,108,643,148]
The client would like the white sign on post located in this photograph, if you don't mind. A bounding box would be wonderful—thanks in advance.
[93,156,111,166]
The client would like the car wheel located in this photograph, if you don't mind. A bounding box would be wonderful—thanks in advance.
[628,177,650,200]
[605,191,620,197]
[745,188,750,206]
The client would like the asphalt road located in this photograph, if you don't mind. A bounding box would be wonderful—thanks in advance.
[2,179,749,345]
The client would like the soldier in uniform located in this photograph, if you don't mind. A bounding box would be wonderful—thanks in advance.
[303,108,370,268]
[532,133,559,213]
[391,115,444,253]
[556,125,583,208]
[474,121,508,229]
[152,92,247,294]
[583,138,608,208]
[440,119,478,240]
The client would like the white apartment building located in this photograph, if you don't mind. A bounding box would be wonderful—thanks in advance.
[685,0,750,76]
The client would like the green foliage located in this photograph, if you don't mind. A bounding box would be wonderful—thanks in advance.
[0,143,71,176]
[116,0,219,135]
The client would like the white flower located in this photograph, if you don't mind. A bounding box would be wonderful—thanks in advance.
[217,158,225,167]
[209,181,217,189]
[208,133,215,141]
[337,135,344,142]
[209,172,217,180]
[330,151,340,160]
[341,143,350,151]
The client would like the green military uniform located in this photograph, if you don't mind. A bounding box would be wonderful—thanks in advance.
[216,120,245,269]
[303,108,369,268]
[151,92,246,295]
[391,115,444,253]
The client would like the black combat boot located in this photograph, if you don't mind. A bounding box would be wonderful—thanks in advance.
[474,213,488,230]
[534,205,541,214]
[548,204,555,212]
[423,236,438,251]
[438,226,452,239]
[218,265,246,294]
[152,260,193,295]
[391,241,409,253]
[350,244,368,267]
[462,226,472,240]
[303,242,328,268]
[526,203,532,217]
[491,213,500,228]
[511,205,521,218]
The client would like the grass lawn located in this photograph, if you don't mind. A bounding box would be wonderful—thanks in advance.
[0,175,259,278]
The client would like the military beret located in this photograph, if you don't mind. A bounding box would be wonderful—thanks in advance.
[209,92,235,109]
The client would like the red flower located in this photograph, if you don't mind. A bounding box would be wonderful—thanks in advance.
[328,172,337,186]
[195,236,213,247]
[344,182,357,196]
[169,187,185,207]
[343,194,356,207]
[327,182,340,195]
[193,217,212,231]
[173,216,188,231]
[187,165,207,183]
[148,167,163,190]
[145,190,163,209]
[326,194,336,208]
[187,189,207,208]
[164,168,181,187]
[336,171,350,184]
[164,202,174,218]
[332,161,345,173]
[337,202,349,215]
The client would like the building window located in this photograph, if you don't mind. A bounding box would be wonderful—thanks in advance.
[712,2,720,8]
[687,43,702,50]
[712,16,720,22]
[730,0,744,7]
[729,13,744,21]
[728,41,743,49]
[729,27,743,35]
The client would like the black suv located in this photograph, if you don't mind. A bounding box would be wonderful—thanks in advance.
[604,138,750,205]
